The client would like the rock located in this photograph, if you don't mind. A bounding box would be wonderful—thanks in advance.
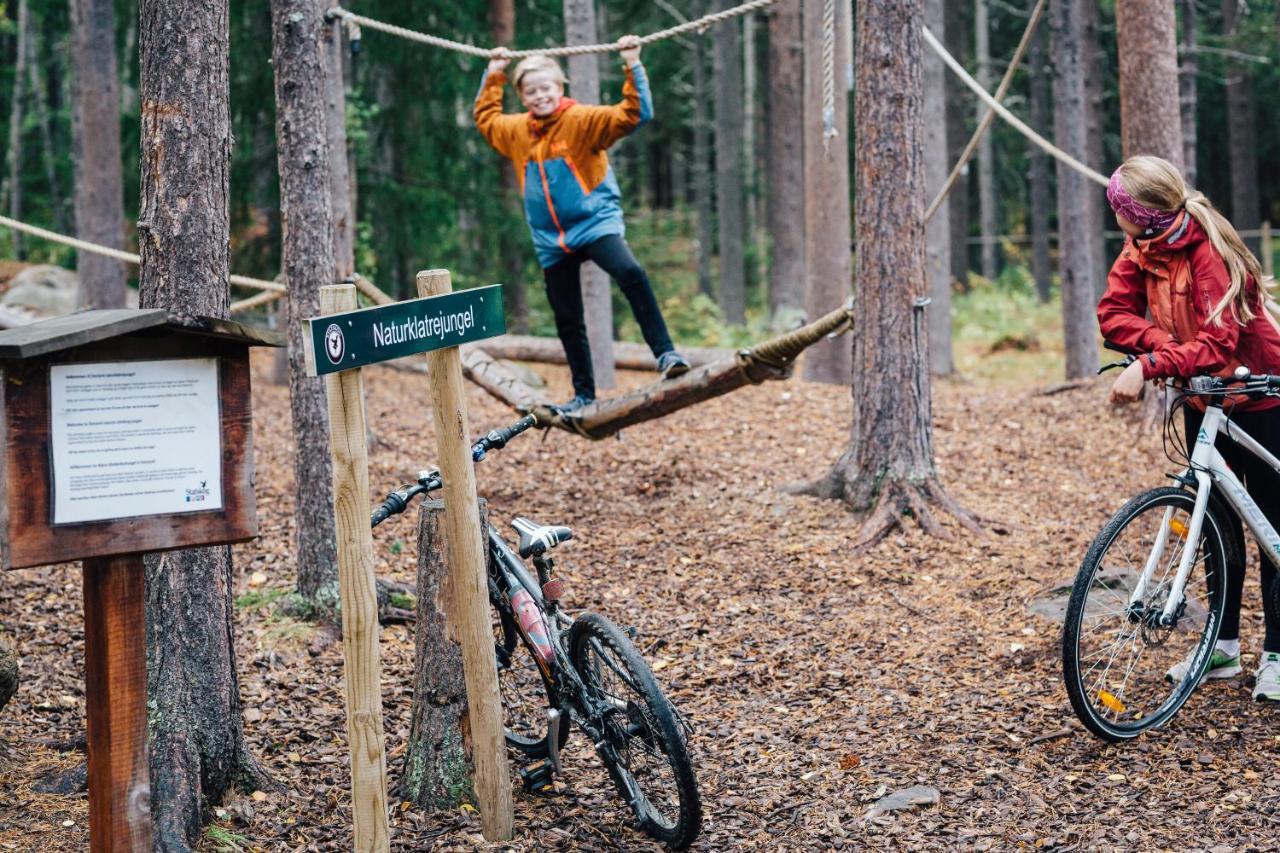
[2,265,80,316]
[33,761,87,795]
[865,785,941,819]
[0,634,16,713]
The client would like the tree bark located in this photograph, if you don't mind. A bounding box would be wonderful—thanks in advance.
[926,0,953,374]
[26,23,66,235]
[693,8,715,298]
[1115,0,1185,170]
[1051,0,1100,379]
[274,0,341,609]
[1082,0,1109,294]
[6,0,29,260]
[0,633,15,714]
[715,2,747,324]
[1178,0,1197,186]
[801,0,852,384]
[490,0,529,332]
[322,17,353,279]
[1028,4,1053,303]
[71,0,128,309]
[808,0,977,545]
[400,499,481,808]
[944,0,971,290]
[974,0,998,281]
[564,0,616,391]
[1223,0,1260,254]
[138,0,259,846]
[766,0,806,324]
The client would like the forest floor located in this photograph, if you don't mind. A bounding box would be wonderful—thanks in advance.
[3,337,1280,851]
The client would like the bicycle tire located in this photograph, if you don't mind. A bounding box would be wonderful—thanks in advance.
[568,612,701,849]
[1063,486,1229,741]
[491,590,570,757]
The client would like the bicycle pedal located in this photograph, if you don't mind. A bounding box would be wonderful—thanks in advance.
[519,760,556,793]
[542,578,564,602]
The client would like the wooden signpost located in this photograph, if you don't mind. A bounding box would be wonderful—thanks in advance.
[305,272,512,845]
[0,310,280,852]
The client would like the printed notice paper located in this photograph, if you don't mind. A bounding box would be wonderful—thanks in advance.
[50,358,223,524]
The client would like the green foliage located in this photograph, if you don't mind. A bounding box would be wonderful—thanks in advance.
[234,586,289,612]
[204,824,250,853]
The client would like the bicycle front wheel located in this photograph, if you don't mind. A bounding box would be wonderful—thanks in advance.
[1063,487,1228,741]
[568,613,701,849]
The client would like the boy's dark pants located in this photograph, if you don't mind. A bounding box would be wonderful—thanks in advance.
[542,234,675,399]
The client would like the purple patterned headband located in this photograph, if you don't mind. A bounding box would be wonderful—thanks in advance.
[1107,167,1180,234]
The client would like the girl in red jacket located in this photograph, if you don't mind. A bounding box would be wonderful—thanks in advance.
[1097,154,1280,701]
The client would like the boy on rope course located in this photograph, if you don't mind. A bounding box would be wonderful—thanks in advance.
[475,35,690,415]
[1098,155,1280,701]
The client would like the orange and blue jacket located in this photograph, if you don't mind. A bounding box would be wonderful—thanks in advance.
[474,63,653,269]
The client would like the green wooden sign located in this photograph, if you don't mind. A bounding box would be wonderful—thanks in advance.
[305,285,505,376]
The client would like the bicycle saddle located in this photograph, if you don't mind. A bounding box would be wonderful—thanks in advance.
[511,517,573,558]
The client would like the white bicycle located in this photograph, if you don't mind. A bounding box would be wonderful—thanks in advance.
[1062,346,1280,741]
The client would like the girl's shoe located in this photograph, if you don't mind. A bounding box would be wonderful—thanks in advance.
[1165,648,1242,684]
[1253,653,1280,701]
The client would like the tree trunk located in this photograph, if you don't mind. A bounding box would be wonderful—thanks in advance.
[744,12,768,303]
[274,0,341,610]
[564,0,616,391]
[809,0,978,546]
[944,0,971,289]
[138,0,259,846]
[400,499,481,808]
[0,633,15,714]
[974,0,998,281]
[6,0,29,260]
[766,0,806,324]
[1178,0,1198,186]
[1051,0,1100,379]
[490,0,529,333]
[715,3,747,324]
[1223,0,1260,254]
[1082,0,1108,294]
[926,0,953,374]
[1028,4,1053,303]
[71,0,129,309]
[1115,0,1184,169]
[801,0,852,384]
[693,7,715,298]
[323,17,353,279]
[26,23,66,234]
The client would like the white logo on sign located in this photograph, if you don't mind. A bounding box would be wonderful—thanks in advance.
[324,323,345,364]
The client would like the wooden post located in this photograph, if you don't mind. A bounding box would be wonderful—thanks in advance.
[82,555,152,852]
[319,283,390,852]
[1262,221,1274,279]
[417,269,514,841]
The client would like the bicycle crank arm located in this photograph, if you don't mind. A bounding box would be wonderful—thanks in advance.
[545,708,563,774]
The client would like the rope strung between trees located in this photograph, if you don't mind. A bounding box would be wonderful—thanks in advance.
[325,0,775,59]
[0,213,287,293]
[924,0,1047,222]
[922,26,1109,189]
[821,0,837,151]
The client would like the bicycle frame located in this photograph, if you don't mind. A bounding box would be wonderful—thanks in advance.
[1131,402,1280,623]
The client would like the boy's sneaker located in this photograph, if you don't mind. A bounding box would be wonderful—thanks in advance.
[656,350,691,380]
[1253,653,1280,701]
[1165,647,1242,684]
[554,394,594,416]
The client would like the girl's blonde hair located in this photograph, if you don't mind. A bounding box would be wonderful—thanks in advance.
[512,55,567,91]
[1115,154,1275,326]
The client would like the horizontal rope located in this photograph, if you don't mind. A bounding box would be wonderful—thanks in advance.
[922,26,1109,189]
[327,0,774,59]
[0,213,285,292]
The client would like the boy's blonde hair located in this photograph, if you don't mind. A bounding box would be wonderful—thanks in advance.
[512,55,567,91]
[1115,155,1275,327]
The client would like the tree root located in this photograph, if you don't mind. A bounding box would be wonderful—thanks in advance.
[794,474,987,550]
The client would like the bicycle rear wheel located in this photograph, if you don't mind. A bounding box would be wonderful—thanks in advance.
[1063,487,1228,741]
[568,612,701,849]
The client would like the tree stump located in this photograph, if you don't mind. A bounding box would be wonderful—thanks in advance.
[0,634,17,713]
[399,499,483,808]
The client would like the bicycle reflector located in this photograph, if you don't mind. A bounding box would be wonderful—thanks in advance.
[1169,519,1189,539]
[1098,690,1127,714]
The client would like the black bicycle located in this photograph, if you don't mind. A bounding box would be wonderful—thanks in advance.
[371,414,701,848]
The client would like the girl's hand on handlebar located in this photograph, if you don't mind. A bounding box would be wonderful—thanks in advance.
[1109,359,1146,405]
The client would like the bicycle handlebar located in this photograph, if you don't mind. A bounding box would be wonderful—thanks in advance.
[1099,340,1280,396]
[370,414,540,528]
